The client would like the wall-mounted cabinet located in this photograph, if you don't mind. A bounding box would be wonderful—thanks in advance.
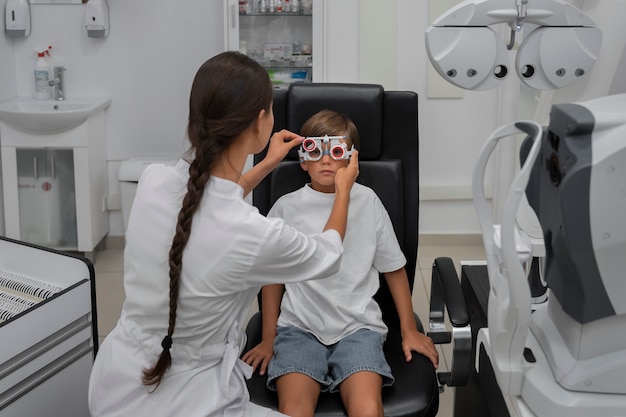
[0,106,109,256]
[226,0,324,89]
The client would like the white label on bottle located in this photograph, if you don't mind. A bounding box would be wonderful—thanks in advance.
[35,70,50,94]
[35,70,49,82]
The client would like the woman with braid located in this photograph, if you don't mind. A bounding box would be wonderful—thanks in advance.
[88,51,359,417]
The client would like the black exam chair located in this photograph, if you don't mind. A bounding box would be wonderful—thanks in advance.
[244,83,458,417]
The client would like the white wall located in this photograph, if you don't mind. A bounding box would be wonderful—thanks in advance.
[320,1,501,234]
[1,0,625,240]
[0,0,225,237]
[395,0,500,235]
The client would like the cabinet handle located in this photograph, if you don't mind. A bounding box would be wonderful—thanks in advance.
[0,342,92,411]
[50,156,56,180]
[33,156,38,180]
[231,4,237,29]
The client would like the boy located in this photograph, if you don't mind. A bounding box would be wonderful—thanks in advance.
[243,110,438,417]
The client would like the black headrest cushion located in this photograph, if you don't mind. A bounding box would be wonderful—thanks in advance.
[287,83,384,160]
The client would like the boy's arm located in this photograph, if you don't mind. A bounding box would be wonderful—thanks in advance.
[260,283,284,343]
[241,284,284,375]
[384,268,439,368]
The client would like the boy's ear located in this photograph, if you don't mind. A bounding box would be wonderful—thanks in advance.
[300,161,309,171]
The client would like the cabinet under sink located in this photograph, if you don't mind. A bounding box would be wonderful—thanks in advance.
[0,98,110,256]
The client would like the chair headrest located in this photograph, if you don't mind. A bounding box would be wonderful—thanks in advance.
[286,83,384,160]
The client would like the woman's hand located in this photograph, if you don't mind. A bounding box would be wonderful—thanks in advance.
[264,129,304,168]
[334,151,359,194]
[240,130,303,196]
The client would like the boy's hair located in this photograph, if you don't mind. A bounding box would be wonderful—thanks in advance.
[300,109,361,150]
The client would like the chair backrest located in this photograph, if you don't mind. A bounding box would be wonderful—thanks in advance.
[254,83,419,328]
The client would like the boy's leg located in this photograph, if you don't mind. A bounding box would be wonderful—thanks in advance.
[339,371,384,417]
[328,329,393,417]
[267,326,331,417]
[275,373,322,417]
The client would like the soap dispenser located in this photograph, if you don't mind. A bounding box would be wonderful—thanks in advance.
[5,0,31,38]
[85,0,110,38]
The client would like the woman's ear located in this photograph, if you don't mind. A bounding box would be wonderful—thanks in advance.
[254,109,266,132]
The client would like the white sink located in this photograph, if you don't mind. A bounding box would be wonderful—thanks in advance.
[0,96,111,135]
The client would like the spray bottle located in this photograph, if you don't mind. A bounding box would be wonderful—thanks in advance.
[34,47,51,100]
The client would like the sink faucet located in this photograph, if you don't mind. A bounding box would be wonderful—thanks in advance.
[48,66,66,101]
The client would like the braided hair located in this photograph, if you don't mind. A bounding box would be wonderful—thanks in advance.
[141,51,273,389]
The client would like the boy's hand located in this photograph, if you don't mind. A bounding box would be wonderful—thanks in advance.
[241,340,274,376]
[334,150,359,194]
[401,328,439,369]
[264,129,304,167]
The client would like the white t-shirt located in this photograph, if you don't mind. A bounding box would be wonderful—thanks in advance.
[89,159,344,417]
[270,182,407,345]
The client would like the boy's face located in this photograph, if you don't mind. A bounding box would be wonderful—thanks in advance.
[300,136,351,193]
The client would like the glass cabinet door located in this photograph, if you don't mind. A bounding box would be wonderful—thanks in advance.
[228,0,318,89]
[16,148,77,249]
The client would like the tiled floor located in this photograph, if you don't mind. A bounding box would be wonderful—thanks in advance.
[93,236,485,417]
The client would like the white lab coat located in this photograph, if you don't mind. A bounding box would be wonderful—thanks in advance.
[89,160,343,417]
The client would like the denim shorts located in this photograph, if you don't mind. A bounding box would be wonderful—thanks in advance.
[267,326,394,393]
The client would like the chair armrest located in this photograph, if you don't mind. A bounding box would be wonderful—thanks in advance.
[428,256,472,387]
